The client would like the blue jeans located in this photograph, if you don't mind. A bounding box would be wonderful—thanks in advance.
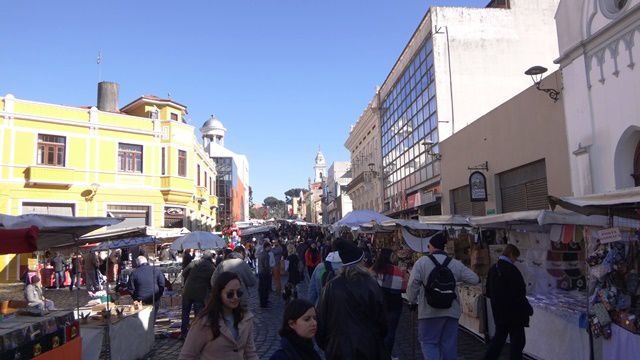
[69,272,81,290]
[55,271,64,289]
[418,317,458,360]
[181,298,204,336]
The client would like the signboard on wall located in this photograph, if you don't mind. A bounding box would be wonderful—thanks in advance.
[469,171,488,202]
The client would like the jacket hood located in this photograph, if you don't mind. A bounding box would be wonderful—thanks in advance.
[325,251,342,264]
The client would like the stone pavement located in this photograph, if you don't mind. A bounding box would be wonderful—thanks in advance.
[144,275,509,360]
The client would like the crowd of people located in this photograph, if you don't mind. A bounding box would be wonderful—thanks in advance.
[25,226,532,360]
[175,231,533,360]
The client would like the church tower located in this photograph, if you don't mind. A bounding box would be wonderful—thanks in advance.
[314,149,326,183]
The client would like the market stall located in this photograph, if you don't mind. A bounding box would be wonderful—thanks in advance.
[0,214,123,360]
[550,190,640,360]
[466,210,640,360]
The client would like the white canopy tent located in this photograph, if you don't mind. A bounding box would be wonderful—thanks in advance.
[331,210,394,232]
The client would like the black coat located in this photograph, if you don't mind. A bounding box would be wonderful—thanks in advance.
[486,259,533,327]
[269,337,322,360]
[316,270,390,360]
[127,263,165,304]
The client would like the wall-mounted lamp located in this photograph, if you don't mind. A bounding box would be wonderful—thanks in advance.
[524,66,560,102]
[421,140,442,160]
[84,183,100,201]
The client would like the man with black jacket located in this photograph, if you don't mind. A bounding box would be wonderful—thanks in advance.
[316,238,389,360]
[484,244,533,360]
[127,256,165,309]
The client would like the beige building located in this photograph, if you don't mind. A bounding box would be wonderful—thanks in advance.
[440,71,572,215]
[345,92,384,212]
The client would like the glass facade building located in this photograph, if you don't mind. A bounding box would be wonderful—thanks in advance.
[214,157,233,226]
[381,37,440,212]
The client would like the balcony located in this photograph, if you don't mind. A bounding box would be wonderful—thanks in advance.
[345,173,365,193]
[25,166,75,187]
[160,176,194,205]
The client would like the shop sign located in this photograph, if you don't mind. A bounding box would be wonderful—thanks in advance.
[469,171,487,202]
[597,227,622,244]
[486,209,496,215]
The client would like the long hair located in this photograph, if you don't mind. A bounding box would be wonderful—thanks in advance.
[197,271,246,340]
[278,299,315,337]
[372,248,394,274]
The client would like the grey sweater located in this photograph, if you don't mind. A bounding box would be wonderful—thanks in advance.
[407,252,480,320]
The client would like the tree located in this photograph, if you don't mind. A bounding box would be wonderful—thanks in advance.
[284,188,308,204]
[249,186,254,208]
[263,196,287,219]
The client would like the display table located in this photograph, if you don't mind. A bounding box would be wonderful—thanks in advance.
[0,310,78,359]
[80,305,154,360]
[597,324,640,360]
[523,291,589,360]
[33,336,81,359]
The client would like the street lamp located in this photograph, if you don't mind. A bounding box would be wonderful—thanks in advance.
[421,140,442,160]
[524,65,560,102]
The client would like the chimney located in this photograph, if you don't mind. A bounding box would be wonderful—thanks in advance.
[97,81,119,112]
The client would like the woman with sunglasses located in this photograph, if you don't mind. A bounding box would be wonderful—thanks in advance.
[270,299,321,360]
[179,271,258,360]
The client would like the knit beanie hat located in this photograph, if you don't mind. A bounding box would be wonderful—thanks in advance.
[429,232,446,250]
[335,239,364,266]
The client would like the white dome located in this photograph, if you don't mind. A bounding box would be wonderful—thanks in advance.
[201,114,226,135]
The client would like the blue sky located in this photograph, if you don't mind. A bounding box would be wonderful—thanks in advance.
[0,0,486,204]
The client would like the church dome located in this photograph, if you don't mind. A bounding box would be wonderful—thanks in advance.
[201,114,226,135]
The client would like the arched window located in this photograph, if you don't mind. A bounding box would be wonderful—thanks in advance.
[633,140,640,186]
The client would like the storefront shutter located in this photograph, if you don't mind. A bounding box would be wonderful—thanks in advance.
[452,185,485,216]
[500,160,549,212]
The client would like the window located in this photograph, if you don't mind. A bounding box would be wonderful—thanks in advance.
[118,143,143,173]
[197,164,201,186]
[107,205,150,229]
[178,150,187,177]
[171,113,179,121]
[204,171,208,191]
[37,134,66,166]
[23,202,74,216]
[209,177,213,195]
[161,148,166,175]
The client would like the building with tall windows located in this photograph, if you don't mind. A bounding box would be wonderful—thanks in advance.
[345,92,384,213]
[0,83,217,281]
[373,0,562,218]
[201,115,250,226]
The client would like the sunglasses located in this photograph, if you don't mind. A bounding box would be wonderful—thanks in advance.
[225,290,244,299]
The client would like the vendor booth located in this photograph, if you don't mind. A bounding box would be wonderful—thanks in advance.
[0,214,122,360]
[550,190,640,360]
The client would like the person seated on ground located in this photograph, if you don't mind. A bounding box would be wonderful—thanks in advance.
[24,276,55,311]
[270,299,322,360]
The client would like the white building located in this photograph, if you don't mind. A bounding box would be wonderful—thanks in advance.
[201,115,250,225]
[369,0,561,218]
[555,0,640,195]
[322,161,353,224]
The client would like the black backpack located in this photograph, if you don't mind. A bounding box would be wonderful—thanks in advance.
[424,255,457,309]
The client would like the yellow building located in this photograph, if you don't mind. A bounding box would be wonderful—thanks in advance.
[0,83,218,282]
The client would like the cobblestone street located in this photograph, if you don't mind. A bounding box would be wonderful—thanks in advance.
[145,276,508,360]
